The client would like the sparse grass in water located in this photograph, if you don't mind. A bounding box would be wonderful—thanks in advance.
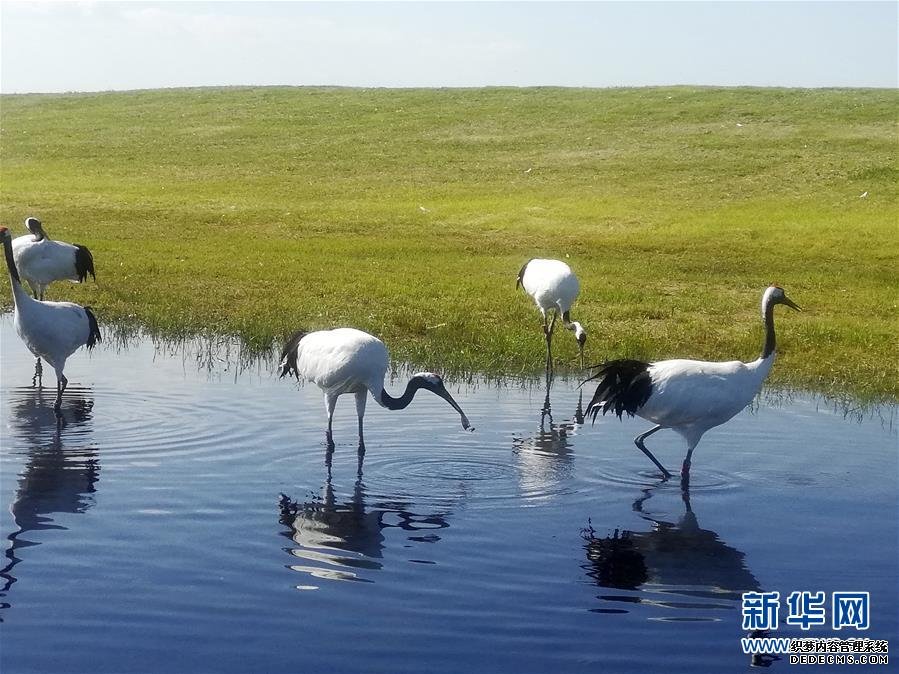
[0,86,896,400]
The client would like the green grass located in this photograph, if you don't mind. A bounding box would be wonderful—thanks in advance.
[1,86,897,400]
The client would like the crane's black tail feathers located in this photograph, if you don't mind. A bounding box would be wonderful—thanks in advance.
[582,359,652,423]
[278,330,307,379]
[84,307,101,350]
[74,244,96,283]
[515,259,534,290]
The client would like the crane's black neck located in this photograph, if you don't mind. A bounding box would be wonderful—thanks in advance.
[762,298,777,359]
[380,377,428,410]
[2,236,21,284]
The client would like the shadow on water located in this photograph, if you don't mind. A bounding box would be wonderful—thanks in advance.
[278,463,451,588]
[0,387,98,620]
[582,480,761,618]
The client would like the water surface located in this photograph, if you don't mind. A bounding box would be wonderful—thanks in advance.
[1,316,896,673]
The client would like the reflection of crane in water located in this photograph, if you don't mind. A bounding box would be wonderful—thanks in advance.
[512,373,584,496]
[278,472,450,584]
[582,481,761,605]
[583,486,777,667]
[1,389,98,617]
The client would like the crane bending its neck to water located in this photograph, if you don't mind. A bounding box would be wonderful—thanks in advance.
[279,328,471,454]
[517,258,587,370]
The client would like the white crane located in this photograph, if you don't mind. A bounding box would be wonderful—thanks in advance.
[278,327,471,447]
[2,227,101,414]
[584,286,800,479]
[517,258,587,369]
[12,217,96,300]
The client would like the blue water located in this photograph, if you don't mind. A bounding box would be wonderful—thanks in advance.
[1,315,896,673]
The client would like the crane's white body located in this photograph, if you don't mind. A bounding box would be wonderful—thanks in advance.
[637,356,774,448]
[292,328,392,413]
[586,285,799,478]
[2,226,100,413]
[520,258,581,317]
[280,327,469,447]
[518,258,586,367]
[12,235,88,299]
[13,283,95,376]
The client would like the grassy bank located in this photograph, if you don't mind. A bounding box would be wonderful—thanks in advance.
[1,86,896,399]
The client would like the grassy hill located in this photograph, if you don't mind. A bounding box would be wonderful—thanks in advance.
[1,86,896,398]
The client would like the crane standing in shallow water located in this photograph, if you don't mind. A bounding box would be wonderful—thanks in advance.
[12,217,96,301]
[584,286,800,480]
[517,258,587,370]
[1,226,101,415]
[279,328,472,450]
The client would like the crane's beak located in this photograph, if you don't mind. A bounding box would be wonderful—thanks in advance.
[437,386,472,431]
[783,296,801,312]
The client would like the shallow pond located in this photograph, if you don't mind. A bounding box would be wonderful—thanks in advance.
[1,315,896,673]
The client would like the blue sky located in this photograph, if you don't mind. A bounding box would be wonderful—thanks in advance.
[1,1,896,93]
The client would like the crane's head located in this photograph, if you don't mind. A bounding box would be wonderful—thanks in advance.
[0,226,10,241]
[762,285,801,317]
[572,321,587,366]
[573,322,587,345]
[412,372,473,431]
[24,217,46,241]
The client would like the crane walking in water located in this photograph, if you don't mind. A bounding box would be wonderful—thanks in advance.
[1,226,101,415]
[584,286,800,479]
[517,258,587,370]
[12,217,96,300]
[279,328,472,450]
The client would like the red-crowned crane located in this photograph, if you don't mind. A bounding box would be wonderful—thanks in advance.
[279,328,471,448]
[1,226,101,414]
[12,217,96,300]
[517,258,587,370]
[584,286,800,479]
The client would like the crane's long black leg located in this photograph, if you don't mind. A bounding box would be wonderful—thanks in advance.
[680,473,692,512]
[54,374,68,416]
[324,393,337,450]
[680,446,695,492]
[325,444,334,480]
[541,312,550,369]
[354,390,367,451]
[356,441,365,479]
[544,312,557,371]
[634,425,670,478]
[324,394,337,474]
